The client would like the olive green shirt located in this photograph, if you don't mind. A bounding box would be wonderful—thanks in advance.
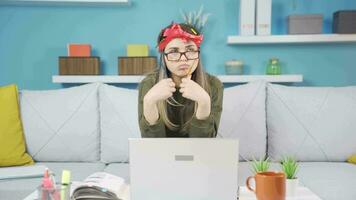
[138,72,224,138]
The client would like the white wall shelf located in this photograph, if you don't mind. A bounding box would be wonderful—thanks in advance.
[227,34,356,44]
[0,0,130,6]
[53,75,144,83]
[217,75,303,83]
[52,75,303,83]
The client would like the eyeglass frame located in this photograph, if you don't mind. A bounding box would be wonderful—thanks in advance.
[163,50,200,61]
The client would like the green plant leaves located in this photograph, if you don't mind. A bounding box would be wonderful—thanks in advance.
[180,5,211,33]
[281,156,299,179]
[250,157,271,173]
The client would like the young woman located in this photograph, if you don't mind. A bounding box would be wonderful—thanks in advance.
[138,22,223,138]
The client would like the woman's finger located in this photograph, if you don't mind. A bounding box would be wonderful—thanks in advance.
[169,82,175,87]
[166,78,174,84]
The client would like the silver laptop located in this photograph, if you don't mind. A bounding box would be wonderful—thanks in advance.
[129,138,239,200]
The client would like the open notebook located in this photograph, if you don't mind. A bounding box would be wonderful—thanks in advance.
[71,172,129,200]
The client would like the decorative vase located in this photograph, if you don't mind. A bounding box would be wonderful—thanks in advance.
[266,58,281,75]
[286,178,299,196]
[225,60,244,75]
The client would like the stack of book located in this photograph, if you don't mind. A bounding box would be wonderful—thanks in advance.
[59,44,100,75]
[118,44,157,75]
[239,0,272,36]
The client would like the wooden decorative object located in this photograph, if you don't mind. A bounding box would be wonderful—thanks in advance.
[59,57,100,75]
[118,56,157,75]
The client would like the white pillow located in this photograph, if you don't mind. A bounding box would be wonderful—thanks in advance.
[267,83,356,161]
[99,84,141,163]
[218,80,267,161]
[19,83,100,162]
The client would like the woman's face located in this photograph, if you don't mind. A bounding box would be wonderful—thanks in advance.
[163,38,200,78]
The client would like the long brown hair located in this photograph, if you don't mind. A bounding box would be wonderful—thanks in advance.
[156,23,211,131]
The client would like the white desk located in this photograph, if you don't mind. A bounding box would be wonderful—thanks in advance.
[25,185,321,200]
[239,186,322,200]
[23,185,130,200]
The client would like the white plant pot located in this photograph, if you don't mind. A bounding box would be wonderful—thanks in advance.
[286,178,299,196]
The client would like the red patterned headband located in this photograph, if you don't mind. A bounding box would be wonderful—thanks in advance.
[158,23,204,52]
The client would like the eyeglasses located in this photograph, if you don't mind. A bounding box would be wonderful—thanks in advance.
[164,50,200,61]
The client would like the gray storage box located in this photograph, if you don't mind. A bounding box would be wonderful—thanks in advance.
[333,10,356,34]
[288,14,323,34]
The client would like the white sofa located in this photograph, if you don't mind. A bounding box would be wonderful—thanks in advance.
[0,81,355,200]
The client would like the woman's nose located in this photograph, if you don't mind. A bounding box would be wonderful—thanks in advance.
[180,53,188,61]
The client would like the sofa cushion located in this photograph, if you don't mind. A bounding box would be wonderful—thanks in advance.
[218,81,267,161]
[267,83,356,161]
[0,165,46,180]
[19,83,100,162]
[36,162,106,182]
[104,163,130,183]
[297,162,356,200]
[0,84,34,167]
[99,84,141,163]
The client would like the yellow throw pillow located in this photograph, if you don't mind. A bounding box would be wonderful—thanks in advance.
[0,84,34,167]
[347,154,356,164]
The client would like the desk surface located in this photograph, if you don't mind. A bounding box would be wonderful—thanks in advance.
[24,185,321,200]
[239,186,322,200]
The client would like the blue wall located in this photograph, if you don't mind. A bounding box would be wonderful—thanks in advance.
[1,0,356,90]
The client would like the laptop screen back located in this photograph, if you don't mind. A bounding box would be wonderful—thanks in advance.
[129,138,239,200]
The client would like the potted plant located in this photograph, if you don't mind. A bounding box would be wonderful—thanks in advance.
[250,157,271,174]
[180,5,211,33]
[247,157,271,190]
[281,156,299,196]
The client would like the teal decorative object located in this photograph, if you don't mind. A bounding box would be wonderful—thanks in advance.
[225,60,243,75]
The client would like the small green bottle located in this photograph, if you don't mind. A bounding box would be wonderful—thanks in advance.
[266,58,281,75]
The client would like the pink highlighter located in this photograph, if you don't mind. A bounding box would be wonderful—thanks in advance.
[42,169,60,200]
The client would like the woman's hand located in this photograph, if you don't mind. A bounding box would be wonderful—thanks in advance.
[179,75,211,120]
[144,78,176,104]
[143,78,176,125]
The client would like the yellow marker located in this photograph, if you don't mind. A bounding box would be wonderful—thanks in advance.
[187,58,199,77]
[191,28,197,35]
[61,170,71,200]
[187,66,192,76]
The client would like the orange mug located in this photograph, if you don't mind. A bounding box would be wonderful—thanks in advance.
[246,171,286,200]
